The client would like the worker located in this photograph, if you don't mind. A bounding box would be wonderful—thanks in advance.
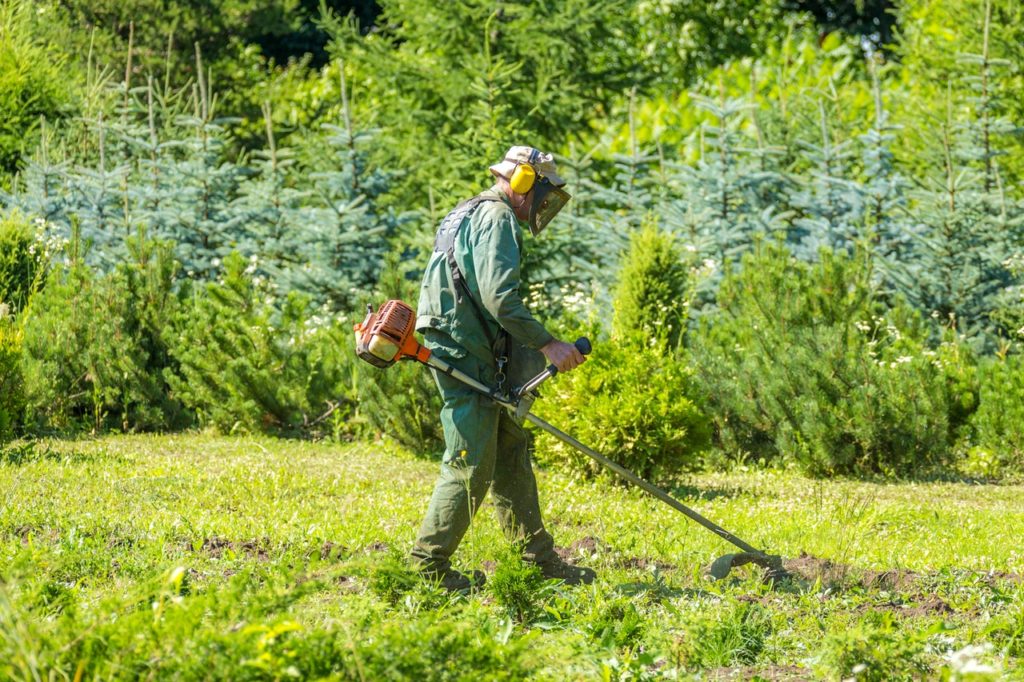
[411,146,596,591]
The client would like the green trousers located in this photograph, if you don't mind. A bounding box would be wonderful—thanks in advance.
[410,350,556,572]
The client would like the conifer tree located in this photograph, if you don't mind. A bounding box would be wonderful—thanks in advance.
[786,103,864,260]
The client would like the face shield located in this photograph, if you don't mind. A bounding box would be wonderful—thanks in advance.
[527,177,571,236]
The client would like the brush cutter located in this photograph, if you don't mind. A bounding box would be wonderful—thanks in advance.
[354,300,788,581]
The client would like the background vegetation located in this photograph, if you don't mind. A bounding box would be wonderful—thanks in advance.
[3,0,1024,481]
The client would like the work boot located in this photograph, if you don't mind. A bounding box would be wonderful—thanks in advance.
[535,556,597,585]
[422,566,486,593]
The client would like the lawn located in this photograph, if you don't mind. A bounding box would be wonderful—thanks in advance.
[1,434,1021,679]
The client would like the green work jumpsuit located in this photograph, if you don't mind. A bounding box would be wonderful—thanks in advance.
[410,186,558,572]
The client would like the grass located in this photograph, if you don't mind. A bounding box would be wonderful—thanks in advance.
[0,433,1022,679]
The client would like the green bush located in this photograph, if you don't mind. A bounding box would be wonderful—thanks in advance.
[0,212,43,314]
[612,222,692,349]
[535,223,709,482]
[535,336,710,482]
[20,240,185,432]
[691,243,956,477]
[0,315,23,442]
[166,252,354,436]
[489,547,548,622]
[0,1,77,178]
[967,354,1024,476]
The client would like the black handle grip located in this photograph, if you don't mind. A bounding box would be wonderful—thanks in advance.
[546,337,593,378]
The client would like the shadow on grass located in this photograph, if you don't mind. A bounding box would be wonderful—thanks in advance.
[0,441,123,466]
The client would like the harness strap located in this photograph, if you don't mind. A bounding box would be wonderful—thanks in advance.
[433,195,511,387]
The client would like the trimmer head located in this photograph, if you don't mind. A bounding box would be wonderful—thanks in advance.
[705,552,790,582]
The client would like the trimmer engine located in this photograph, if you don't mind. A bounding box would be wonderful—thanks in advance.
[354,300,431,368]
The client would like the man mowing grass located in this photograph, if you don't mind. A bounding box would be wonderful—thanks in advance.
[410,146,596,592]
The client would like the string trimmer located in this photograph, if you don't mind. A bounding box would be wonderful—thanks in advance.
[354,300,788,581]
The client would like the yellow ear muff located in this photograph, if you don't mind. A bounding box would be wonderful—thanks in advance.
[509,164,536,194]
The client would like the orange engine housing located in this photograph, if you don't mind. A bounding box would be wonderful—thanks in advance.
[354,300,431,368]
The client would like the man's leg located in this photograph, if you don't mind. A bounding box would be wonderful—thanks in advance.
[410,379,499,574]
[489,411,557,564]
[491,410,597,585]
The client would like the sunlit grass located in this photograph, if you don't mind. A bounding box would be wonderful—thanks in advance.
[1,433,1021,679]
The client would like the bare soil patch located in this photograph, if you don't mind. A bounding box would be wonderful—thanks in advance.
[706,664,810,680]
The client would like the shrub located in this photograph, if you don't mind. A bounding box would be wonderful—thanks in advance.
[0,212,43,314]
[20,240,185,432]
[535,336,711,482]
[691,243,955,477]
[535,225,708,482]
[612,222,692,349]
[0,314,23,442]
[489,547,548,622]
[967,354,1024,476]
[166,252,354,436]
[0,1,77,178]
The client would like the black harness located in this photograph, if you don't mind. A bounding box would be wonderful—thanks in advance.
[433,195,511,390]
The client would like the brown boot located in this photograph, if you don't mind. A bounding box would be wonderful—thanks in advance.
[422,566,486,593]
[535,556,597,585]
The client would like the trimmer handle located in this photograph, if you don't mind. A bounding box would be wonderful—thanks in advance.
[547,337,592,377]
[516,337,591,401]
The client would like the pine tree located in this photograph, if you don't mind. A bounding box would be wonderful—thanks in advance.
[786,103,865,260]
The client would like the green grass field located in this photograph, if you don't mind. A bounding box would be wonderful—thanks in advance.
[1,434,1022,680]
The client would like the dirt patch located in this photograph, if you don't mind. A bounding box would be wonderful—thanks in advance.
[861,567,921,592]
[569,536,603,554]
[188,536,271,561]
[554,535,606,562]
[315,541,347,560]
[336,575,360,593]
[782,553,919,591]
[904,596,955,617]
[620,556,677,572]
[782,553,856,586]
[706,664,810,680]
[981,570,1024,585]
[365,541,390,553]
[856,595,955,617]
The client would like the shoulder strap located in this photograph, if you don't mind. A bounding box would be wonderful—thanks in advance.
[433,195,505,351]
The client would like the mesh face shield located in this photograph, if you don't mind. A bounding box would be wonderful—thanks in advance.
[527,178,571,236]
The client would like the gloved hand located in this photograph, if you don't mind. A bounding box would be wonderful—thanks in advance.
[540,339,586,373]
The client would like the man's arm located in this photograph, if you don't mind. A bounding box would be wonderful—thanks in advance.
[471,208,584,372]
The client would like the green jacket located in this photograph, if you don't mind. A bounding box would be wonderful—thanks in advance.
[416,186,552,386]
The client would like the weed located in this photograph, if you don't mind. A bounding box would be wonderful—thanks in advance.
[368,549,420,605]
[489,545,547,622]
[814,611,931,681]
[674,600,774,669]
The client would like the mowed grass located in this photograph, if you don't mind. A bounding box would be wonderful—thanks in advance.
[1,433,1022,680]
